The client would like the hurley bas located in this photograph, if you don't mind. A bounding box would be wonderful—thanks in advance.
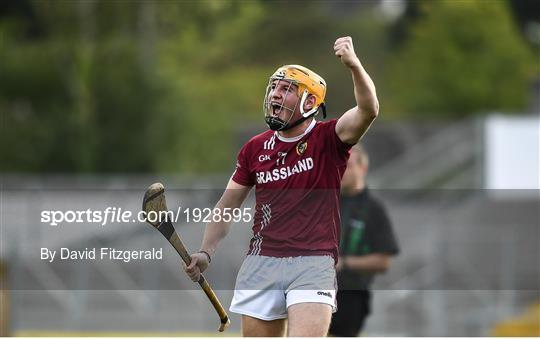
[40,247,163,263]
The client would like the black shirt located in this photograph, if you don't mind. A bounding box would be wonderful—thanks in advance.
[338,188,399,290]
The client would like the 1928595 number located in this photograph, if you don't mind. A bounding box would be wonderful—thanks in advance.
[183,207,252,223]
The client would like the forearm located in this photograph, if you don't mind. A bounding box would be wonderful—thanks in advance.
[200,223,230,256]
[199,179,251,256]
[200,200,234,256]
[350,61,379,117]
[343,254,390,273]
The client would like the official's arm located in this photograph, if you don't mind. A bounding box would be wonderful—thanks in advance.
[341,253,392,273]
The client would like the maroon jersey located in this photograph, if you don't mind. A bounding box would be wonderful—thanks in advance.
[232,119,352,261]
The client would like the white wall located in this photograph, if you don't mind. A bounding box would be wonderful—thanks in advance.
[485,114,539,196]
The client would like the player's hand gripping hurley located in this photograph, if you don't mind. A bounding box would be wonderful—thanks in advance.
[142,183,230,332]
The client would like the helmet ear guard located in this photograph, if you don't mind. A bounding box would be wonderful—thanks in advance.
[299,90,317,117]
[299,90,326,118]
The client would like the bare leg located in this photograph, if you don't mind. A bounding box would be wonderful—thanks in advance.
[242,315,287,337]
[287,303,332,337]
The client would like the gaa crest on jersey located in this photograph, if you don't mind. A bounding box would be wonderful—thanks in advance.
[296,140,308,155]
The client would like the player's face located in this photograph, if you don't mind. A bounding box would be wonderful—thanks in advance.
[341,152,363,190]
[266,79,301,122]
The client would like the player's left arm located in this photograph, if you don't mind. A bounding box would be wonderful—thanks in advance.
[334,36,379,145]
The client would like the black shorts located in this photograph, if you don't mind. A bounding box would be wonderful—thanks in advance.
[329,290,371,337]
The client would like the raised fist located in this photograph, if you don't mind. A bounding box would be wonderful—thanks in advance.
[334,36,360,69]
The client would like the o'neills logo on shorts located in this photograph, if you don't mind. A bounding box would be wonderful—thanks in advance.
[256,157,314,184]
[317,291,332,298]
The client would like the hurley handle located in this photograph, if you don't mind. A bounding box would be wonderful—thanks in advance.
[168,228,231,332]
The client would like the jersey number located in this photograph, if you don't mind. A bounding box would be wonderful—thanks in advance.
[276,152,287,166]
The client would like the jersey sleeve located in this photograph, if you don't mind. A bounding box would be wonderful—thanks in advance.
[320,119,354,166]
[368,202,400,255]
[231,142,255,187]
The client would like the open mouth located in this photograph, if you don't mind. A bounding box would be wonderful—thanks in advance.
[271,102,283,116]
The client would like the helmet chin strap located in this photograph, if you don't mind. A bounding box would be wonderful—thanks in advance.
[281,115,310,131]
[264,91,326,131]
[264,116,297,131]
[265,106,326,132]
[265,114,310,131]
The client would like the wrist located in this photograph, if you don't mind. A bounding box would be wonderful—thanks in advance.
[348,59,362,72]
[198,250,212,263]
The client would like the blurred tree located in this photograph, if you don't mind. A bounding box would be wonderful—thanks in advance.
[151,1,268,173]
[383,0,535,117]
[1,1,163,172]
[9,1,528,173]
[0,0,393,173]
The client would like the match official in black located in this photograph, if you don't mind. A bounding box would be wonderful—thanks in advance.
[329,144,400,337]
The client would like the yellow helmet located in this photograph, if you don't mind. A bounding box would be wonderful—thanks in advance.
[267,64,327,118]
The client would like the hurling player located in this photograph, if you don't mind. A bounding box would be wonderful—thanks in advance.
[184,36,379,336]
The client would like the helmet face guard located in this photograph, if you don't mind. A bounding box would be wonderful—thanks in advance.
[263,79,299,131]
[263,65,327,131]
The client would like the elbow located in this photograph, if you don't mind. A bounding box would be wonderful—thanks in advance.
[368,99,379,120]
[359,99,379,122]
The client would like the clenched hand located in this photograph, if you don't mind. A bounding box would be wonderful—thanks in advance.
[334,36,361,69]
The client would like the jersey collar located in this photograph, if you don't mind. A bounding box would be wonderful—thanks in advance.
[275,119,317,143]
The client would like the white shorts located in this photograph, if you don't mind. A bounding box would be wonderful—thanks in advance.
[230,255,337,320]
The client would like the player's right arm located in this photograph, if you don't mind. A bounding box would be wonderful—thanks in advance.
[200,178,251,257]
[184,178,251,281]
